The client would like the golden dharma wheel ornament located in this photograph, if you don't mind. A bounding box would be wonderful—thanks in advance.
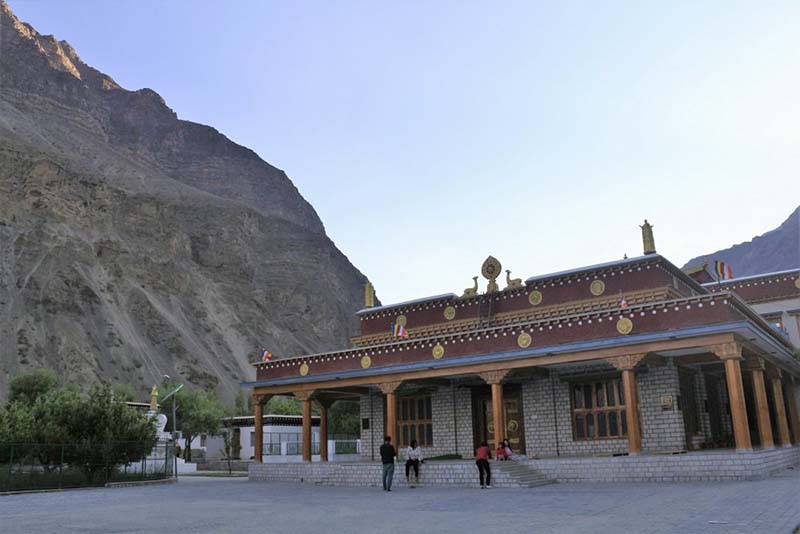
[517,332,532,348]
[299,363,310,376]
[432,343,445,359]
[444,306,456,321]
[528,290,543,306]
[360,356,372,369]
[395,314,407,327]
[481,256,502,281]
[590,280,606,296]
[616,317,633,335]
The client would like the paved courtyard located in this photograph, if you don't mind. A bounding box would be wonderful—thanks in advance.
[1,470,799,534]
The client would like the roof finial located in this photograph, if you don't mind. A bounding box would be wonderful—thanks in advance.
[364,281,375,308]
[640,219,656,255]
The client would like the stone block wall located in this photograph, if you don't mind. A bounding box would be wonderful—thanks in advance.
[523,362,687,456]
[359,392,384,461]
[359,385,474,460]
[639,361,686,451]
[524,445,800,482]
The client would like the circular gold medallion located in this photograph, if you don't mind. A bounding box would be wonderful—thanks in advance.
[507,420,519,432]
[360,356,372,369]
[616,317,633,335]
[528,290,543,306]
[517,332,532,348]
[395,314,407,327]
[795,278,800,289]
[432,343,445,359]
[444,306,456,321]
[299,363,309,376]
[590,280,606,296]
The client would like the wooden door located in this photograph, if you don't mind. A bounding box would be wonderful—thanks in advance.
[473,386,526,454]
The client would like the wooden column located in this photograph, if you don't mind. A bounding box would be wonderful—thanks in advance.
[317,399,332,462]
[295,391,315,462]
[785,378,800,445]
[378,381,402,445]
[710,343,751,451]
[253,395,265,463]
[767,368,791,447]
[746,358,774,449]
[479,369,511,449]
[608,354,646,455]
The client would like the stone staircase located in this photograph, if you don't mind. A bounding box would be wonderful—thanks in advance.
[493,460,554,488]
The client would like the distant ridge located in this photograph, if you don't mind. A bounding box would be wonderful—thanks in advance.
[683,206,799,277]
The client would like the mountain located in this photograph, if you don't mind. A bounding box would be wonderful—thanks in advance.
[683,206,799,277]
[0,1,374,401]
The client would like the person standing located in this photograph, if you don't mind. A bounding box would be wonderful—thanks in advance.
[475,441,492,488]
[379,435,396,491]
[405,439,423,488]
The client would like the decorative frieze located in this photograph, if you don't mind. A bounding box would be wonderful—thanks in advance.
[607,353,646,371]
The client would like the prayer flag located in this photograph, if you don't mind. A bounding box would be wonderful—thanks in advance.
[714,261,734,280]
[619,293,628,309]
[261,349,272,362]
[391,323,408,338]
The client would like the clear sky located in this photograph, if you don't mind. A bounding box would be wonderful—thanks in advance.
[9,1,800,304]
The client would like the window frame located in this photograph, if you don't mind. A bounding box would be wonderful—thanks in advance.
[569,377,628,441]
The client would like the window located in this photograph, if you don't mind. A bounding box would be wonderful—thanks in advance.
[397,396,433,447]
[571,378,627,440]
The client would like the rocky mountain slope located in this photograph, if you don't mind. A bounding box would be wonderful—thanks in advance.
[0,1,374,401]
[683,206,799,277]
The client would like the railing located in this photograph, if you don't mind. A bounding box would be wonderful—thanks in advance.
[260,434,359,459]
[0,441,174,493]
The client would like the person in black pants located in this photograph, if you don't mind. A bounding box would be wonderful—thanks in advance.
[404,439,423,488]
[379,435,396,491]
[474,441,492,489]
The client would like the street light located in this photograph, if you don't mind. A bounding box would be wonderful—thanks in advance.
[161,375,183,480]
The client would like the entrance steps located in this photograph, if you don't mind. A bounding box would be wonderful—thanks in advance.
[493,460,554,488]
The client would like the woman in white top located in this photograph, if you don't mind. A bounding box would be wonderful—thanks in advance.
[405,440,424,487]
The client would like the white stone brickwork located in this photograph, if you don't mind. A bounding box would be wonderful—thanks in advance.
[639,361,686,452]
[359,392,384,461]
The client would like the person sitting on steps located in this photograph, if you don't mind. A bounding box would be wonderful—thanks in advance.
[496,438,513,461]
[405,439,424,488]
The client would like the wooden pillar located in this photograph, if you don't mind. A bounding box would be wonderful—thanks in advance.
[478,369,511,449]
[608,354,646,454]
[746,359,774,449]
[710,342,751,451]
[295,391,315,462]
[768,368,791,447]
[378,381,402,445]
[253,395,265,463]
[785,378,800,445]
[317,399,332,462]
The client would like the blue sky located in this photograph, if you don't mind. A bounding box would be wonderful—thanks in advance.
[9,1,800,304]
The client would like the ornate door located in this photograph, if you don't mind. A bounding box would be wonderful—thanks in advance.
[474,386,526,454]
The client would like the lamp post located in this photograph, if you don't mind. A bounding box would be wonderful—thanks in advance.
[161,375,183,480]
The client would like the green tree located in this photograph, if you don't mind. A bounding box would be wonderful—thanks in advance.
[265,395,300,415]
[176,388,226,462]
[8,368,58,404]
[233,390,253,416]
[328,400,360,436]
[0,401,35,463]
[111,383,138,403]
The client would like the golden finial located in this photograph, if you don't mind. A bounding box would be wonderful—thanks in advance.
[640,220,656,255]
[462,276,478,297]
[149,384,159,411]
[364,281,375,308]
[481,256,502,293]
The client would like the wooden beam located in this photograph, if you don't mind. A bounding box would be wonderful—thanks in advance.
[711,343,752,451]
[769,371,792,447]
[253,332,737,396]
[621,369,642,454]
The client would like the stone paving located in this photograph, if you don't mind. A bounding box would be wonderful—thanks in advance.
[1,469,799,533]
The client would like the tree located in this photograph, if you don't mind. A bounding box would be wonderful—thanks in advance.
[111,383,138,403]
[8,368,58,404]
[328,400,360,436]
[176,388,226,462]
[265,396,300,415]
[233,390,253,416]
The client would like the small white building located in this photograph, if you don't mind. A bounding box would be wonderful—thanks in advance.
[183,414,360,463]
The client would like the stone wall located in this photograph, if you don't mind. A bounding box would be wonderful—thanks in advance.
[360,385,474,460]
[522,362,687,456]
[249,460,523,487]
[524,446,800,482]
